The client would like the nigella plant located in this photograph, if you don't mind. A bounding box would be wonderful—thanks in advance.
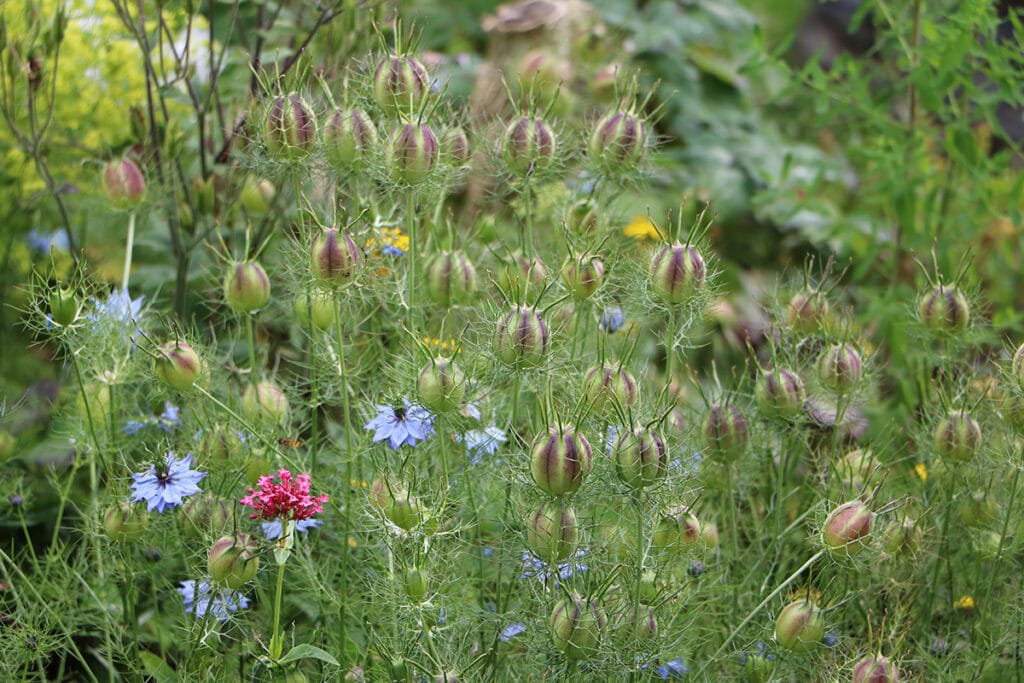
[364,398,435,450]
[124,402,182,435]
[460,424,507,463]
[86,288,146,343]
[129,452,205,513]
[178,580,250,622]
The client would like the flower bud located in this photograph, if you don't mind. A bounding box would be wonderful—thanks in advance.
[425,251,477,307]
[613,426,669,489]
[503,116,557,176]
[102,501,148,542]
[404,566,429,603]
[294,290,338,331]
[443,127,471,166]
[530,426,593,496]
[588,110,648,172]
[816,343,863,392]
[241,380,289,427]
[417,357,467,413]
[322,107,378,170]
[560,253,605,301]
[154,340,202,391]
[652,505,701,551]
[179,492,232,539]
[494,306,549,367]
[774,600,825,653]
[933,409,982,463]
[208,533,259,588]
[756,368,806,419]
[240,177,275,216]
[822,500,872,556]
[883,518,922,556]
[786,291,828,333]
[372,54,430,116]
[918,284,969,332]
[526,500,579,563]
[49,286,79,327]
[310,227,362,287]
[260,93,317,161]
[649,243,706,305]
[837,449,878,492]
[386,122,439,184]
[550,594,607,659]
[566,199,598,234]
[702,403,749,462]
[103,158,146,209]
[582,363,639,416]
[852,654,900,683]
[498,254,547,302]
[223,260,271,313]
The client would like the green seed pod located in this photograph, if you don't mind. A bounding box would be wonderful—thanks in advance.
[526,500,579,563]
[503,116,557,176]
[443,127,471,166]
[260,93,317,161]
[786,291,829,334]
[756,367,806,419]
[223,260,271,313]
[241,380,289,427]
[322,107,378,171]
[933,409,982,463]
[837,448,878,492]
[550,594,607,659]
[652,505,701,551]
[208,533,259,588]
[198,424,244,462]
[852,655,900,683]
[702,403,749,462]
[883,518,922,556]
[588,110,648,172]
[239,177,275,216]
[649,243,706,305]
[816,343,863,392]
[102,501,148,542]
[425,250,477,307]
[582,363,639,416]
[918,284,970,332]
[404,566,429,603]
[294,290,338,331]
[821,500,872,556]
[49,286,79,327]
[310,227,362,288]
[774,600,825,653]
[103,158,146,209]
[530,425,593,496]
[387,493,423,531]
[417,357,467,413]
[498,253,548,302]
[154,340,202,391]
[631,605,658,640]
[560,252,605,301]
[179,492,232,539]
[566,199,599,234]
[386,122,439,185]
[372,54,429,116]
[613,426,669,490]
[494,306,549,367]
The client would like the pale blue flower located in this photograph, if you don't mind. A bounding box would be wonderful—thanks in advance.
[261,518,322,540]
[500,622,526,642]
[365,398,435,450]
[520,549,587,583]
[657,658,689,679]
[124,402,182,435]
[599,306,625,333]
[178,580,249,622]
[26,229,70,253]
[86,288,146,343]
[462,424,507,463]
[129,452,205,513]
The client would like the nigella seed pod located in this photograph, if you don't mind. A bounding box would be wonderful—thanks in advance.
[550,594,607,659]
[260,93,317,161]
[386,492,423,531]
[322,107,378,171]
[1012,342,1024,390]
[588,110,648,172]
[822,500,873,556]
[702,403,749,462]
[443,127,471,166]
[199,424,244,462]
[386,122,439,185]
[223,260,271,314]
[417,357,467,413]
[179,492,231,539]
[883,518,922,556]
[614,426,669,489]
[652,505,701,551]
[208,533,259,588]
[649,243,706,305]
[582,363,639,416]
[756,367,807,419]
[503,116,557,176]
[933,409,982,463]
[241,381,289,427]
[918,284,970,332]
[526,500,579,563]
[631,605,658,640]
[154,340,202,391]
[530,426,593,496]
[240,177,275,216]
[852,654,900,683]
[404,566,429,603]
[102,501,148,542]
[838,448,878,492]
[498,253,548,301]
[294,290,338,331]
[494,306,549,367]
[425,251,477,307]
[560,253,605,301]
[310,227,362,288]
[372,54,430,116]
[786,291,829,333]
[566,199,599,234]
[49,285,80,327]
[816,343,863,392]
[103,158,146,209]
[774,600,825,653]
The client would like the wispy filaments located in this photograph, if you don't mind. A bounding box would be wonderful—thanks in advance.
[124,402,182,435]
[178,580,250,622]
[86,288,146,343]
[460,425,507,464]
[519,549,588,583]
[129,452,205,513]
[364,398,435,450]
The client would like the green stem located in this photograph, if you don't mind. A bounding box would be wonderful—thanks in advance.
[122,211,136,292]
[334,295,355,664]
[246,313,258,381]
[306,286,319,473]
[270,558,287,661]
[407,191,418,333]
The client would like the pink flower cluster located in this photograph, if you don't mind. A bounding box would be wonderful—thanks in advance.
[240,469,329,521]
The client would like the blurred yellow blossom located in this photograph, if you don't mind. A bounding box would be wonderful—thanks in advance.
[953,595,975,610]
[914,463,928,482]
[623,214,660,241]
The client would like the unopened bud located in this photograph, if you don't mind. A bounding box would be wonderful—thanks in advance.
[180,492,232,539]
[530,426,592,496]
[103,158,146,209]
[786,291,828,333]
[588,110,648,172]
[386,122,439,184]
[918,284,970,332]
[652,505,701,551]
[373,55,430,116]
[223,260,271,313]
[260,93,317,161]
[503,116,557,176]
[494,306,549,367]
[816,343,863,392]
[310,228,362,287]
[208,533,259,588]
[649,243,706,305]
[613,426,668,490]
[154,340,202,391]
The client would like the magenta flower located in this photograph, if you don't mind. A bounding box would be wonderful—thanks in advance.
[240,469,328,522]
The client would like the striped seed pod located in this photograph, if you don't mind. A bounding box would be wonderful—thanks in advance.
[310,227,362,287]
[503,116,557,176]
[649,243,706,305]
[550,594,607,659]
[425,250,477,306]
[652,505,701,551]
[386,122,439,185]
[494,306,549,368]
[933,409,982,463]
[530,425,593,496]
[702,402,749,462]
[918,284,970,332]
[526,500,579,563]
[372,54,430,116]
[560,252,605,301]
[322,107,378,170]
[261,93,316,161]
[756,367,806,419]
[582,363,639,416]
[613,426,669,490]
[588,110,648,172]
[224,260,271,313]
[816,343,863,392]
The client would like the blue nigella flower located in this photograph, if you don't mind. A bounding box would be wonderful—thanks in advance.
[364,398,435,450]
[500,622,526,642]
[261,518,323,540]
[599,306,625,333]
[178,579,250,622]
[520,549,588,583]
[461,425,507,463]
[86,288,146,343]
[823,631,838,648]
[124,402,183,435]
[129,452,205,513]
[657,658,689,679]
[26,229,70,253]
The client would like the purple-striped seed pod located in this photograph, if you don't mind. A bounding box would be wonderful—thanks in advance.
[103,158,146,208]
[786,290,829,334]
[816,343,863,392]
[631,605,659,640]
[322,107,378,170]
[649,243,706,305]
[530,425,593,496]
[443,127,471,165]
[373,54,430,116]
[566,199,599,234]
[425,250,477,307]
[853,655,900,683]
[756,367,806,419]
[503,116,557,176]
[102,501,148,542]
[495,306,549,367]
[417,357,467,413]
[526,500,579,563]
[208,533,259,589]
[260,93,317,161]
[652,504,701,551]
[588,110,648,172]
[560,252,605,301]
[498,253,548,302]
[224,260,271,313]
[310,227,362,288]
[155,340,203,391]
[613,426,669,490]
[917,284,970,332]
[775,600,825,653]
[933,409,982,463]
[550,594,607,660]
[702,403,749,462]
[822,500,873,556]
[386,122,439,185]
[582,363,639,416]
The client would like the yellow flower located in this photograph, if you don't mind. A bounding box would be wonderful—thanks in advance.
[422,337,457,353]
[366,228,409,256]
[953,595,975,610]
[347,536,358,549]
[914,463,928,482]
[623,214,660,241]
[786,587,822,604]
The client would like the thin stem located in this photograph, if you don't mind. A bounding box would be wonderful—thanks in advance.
[246,314,258,381]
[122,212,136,293]
[334,294,356,664]
[270,558,287,660]
[406,191,418,333]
